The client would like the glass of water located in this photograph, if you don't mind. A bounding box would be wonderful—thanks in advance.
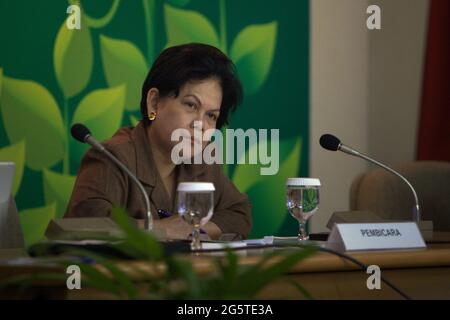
[177,182,215,251]
[286,178,321,241]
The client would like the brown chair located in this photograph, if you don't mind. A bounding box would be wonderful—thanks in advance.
[350,161,450,231]
[0,196,24,249]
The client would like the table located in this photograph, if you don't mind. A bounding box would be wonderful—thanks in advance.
[1,233,450,300]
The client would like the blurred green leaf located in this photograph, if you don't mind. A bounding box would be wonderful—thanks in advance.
[218,249,238,285]
[77,262,124,297]
[54,17,93,98]
[287,279,314,300]
[100,35,147,111]
[164,4,220,47]
[166,258,203,299]
[86,259,137,299]
[206,249,282,299]
[0,140,25,196]
[19,203,56,247]
[245,137,302,238]
[0,76,65,170]
[70,85,125,163]
[62,247,138,299]
[238,247,316,297]
[7,203,316,299]
[42,169,76,219]
[208,249,239,298]
[200,246,315,299]
[0,272,66,294]
[111,207,163,260]
[230,21,278,95]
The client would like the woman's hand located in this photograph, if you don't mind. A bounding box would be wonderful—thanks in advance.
[153,215,192,240]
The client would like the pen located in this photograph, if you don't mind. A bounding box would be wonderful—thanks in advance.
[158,209,207,234]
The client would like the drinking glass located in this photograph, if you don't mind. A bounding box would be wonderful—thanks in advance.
[286,178,321,241]
[177,182,215,250]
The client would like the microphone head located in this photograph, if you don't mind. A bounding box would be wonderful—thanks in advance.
[71,123,91,143]
[319,134,341,151]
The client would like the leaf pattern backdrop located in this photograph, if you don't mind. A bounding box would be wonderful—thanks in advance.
[0,0,309,244]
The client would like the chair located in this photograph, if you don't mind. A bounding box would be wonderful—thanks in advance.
[0,196,24,249]
[350,161,450,231]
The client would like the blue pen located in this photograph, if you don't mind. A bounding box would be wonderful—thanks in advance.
[157,209,173,219]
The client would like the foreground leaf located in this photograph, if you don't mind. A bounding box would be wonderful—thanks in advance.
[111,207,163,260]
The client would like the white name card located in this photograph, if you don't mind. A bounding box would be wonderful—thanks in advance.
[325,222,426,252]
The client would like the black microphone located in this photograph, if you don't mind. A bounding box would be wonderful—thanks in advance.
[319,133,421,223]
[71,123,153,230]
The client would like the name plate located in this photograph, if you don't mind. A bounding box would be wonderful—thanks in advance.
[325,222,426,252]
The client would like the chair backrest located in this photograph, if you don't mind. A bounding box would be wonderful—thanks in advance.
[350,161,450,231]
[0,162,15,203]
[0,162,25,248]
[0,197,24,249]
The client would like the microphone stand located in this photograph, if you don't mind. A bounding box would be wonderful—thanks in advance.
[339,143,421,223]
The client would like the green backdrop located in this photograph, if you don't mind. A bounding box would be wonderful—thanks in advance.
[0,0,309,245]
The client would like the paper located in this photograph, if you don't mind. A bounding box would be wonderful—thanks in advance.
[244,236,300,246]
[244,237,273,246]
[199,241,248,251]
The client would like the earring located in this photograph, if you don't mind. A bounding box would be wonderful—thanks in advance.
[148,111,157,121]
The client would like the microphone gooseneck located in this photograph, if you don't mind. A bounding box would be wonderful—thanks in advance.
[319,133,421,223]
[71,123,153,230]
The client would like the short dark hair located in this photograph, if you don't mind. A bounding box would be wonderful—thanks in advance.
[140,43,243,129]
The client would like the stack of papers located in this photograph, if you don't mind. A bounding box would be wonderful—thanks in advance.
[199,241,248,251]
[244,236,300,246]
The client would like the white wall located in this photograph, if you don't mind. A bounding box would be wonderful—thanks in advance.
[309,0,429,233]
[368,0,429,166]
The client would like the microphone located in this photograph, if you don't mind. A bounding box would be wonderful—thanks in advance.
[71,123,153,230]
[319,133,421,223]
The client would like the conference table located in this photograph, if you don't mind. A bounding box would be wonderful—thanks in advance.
[1,232,450,300]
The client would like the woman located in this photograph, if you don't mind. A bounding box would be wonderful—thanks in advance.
[65,43,252,240]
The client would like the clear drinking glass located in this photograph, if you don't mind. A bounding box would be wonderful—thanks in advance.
[177,182,215,250]
[286,178,321,241]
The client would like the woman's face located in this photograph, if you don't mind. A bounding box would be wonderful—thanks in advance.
[147,77,223,159]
